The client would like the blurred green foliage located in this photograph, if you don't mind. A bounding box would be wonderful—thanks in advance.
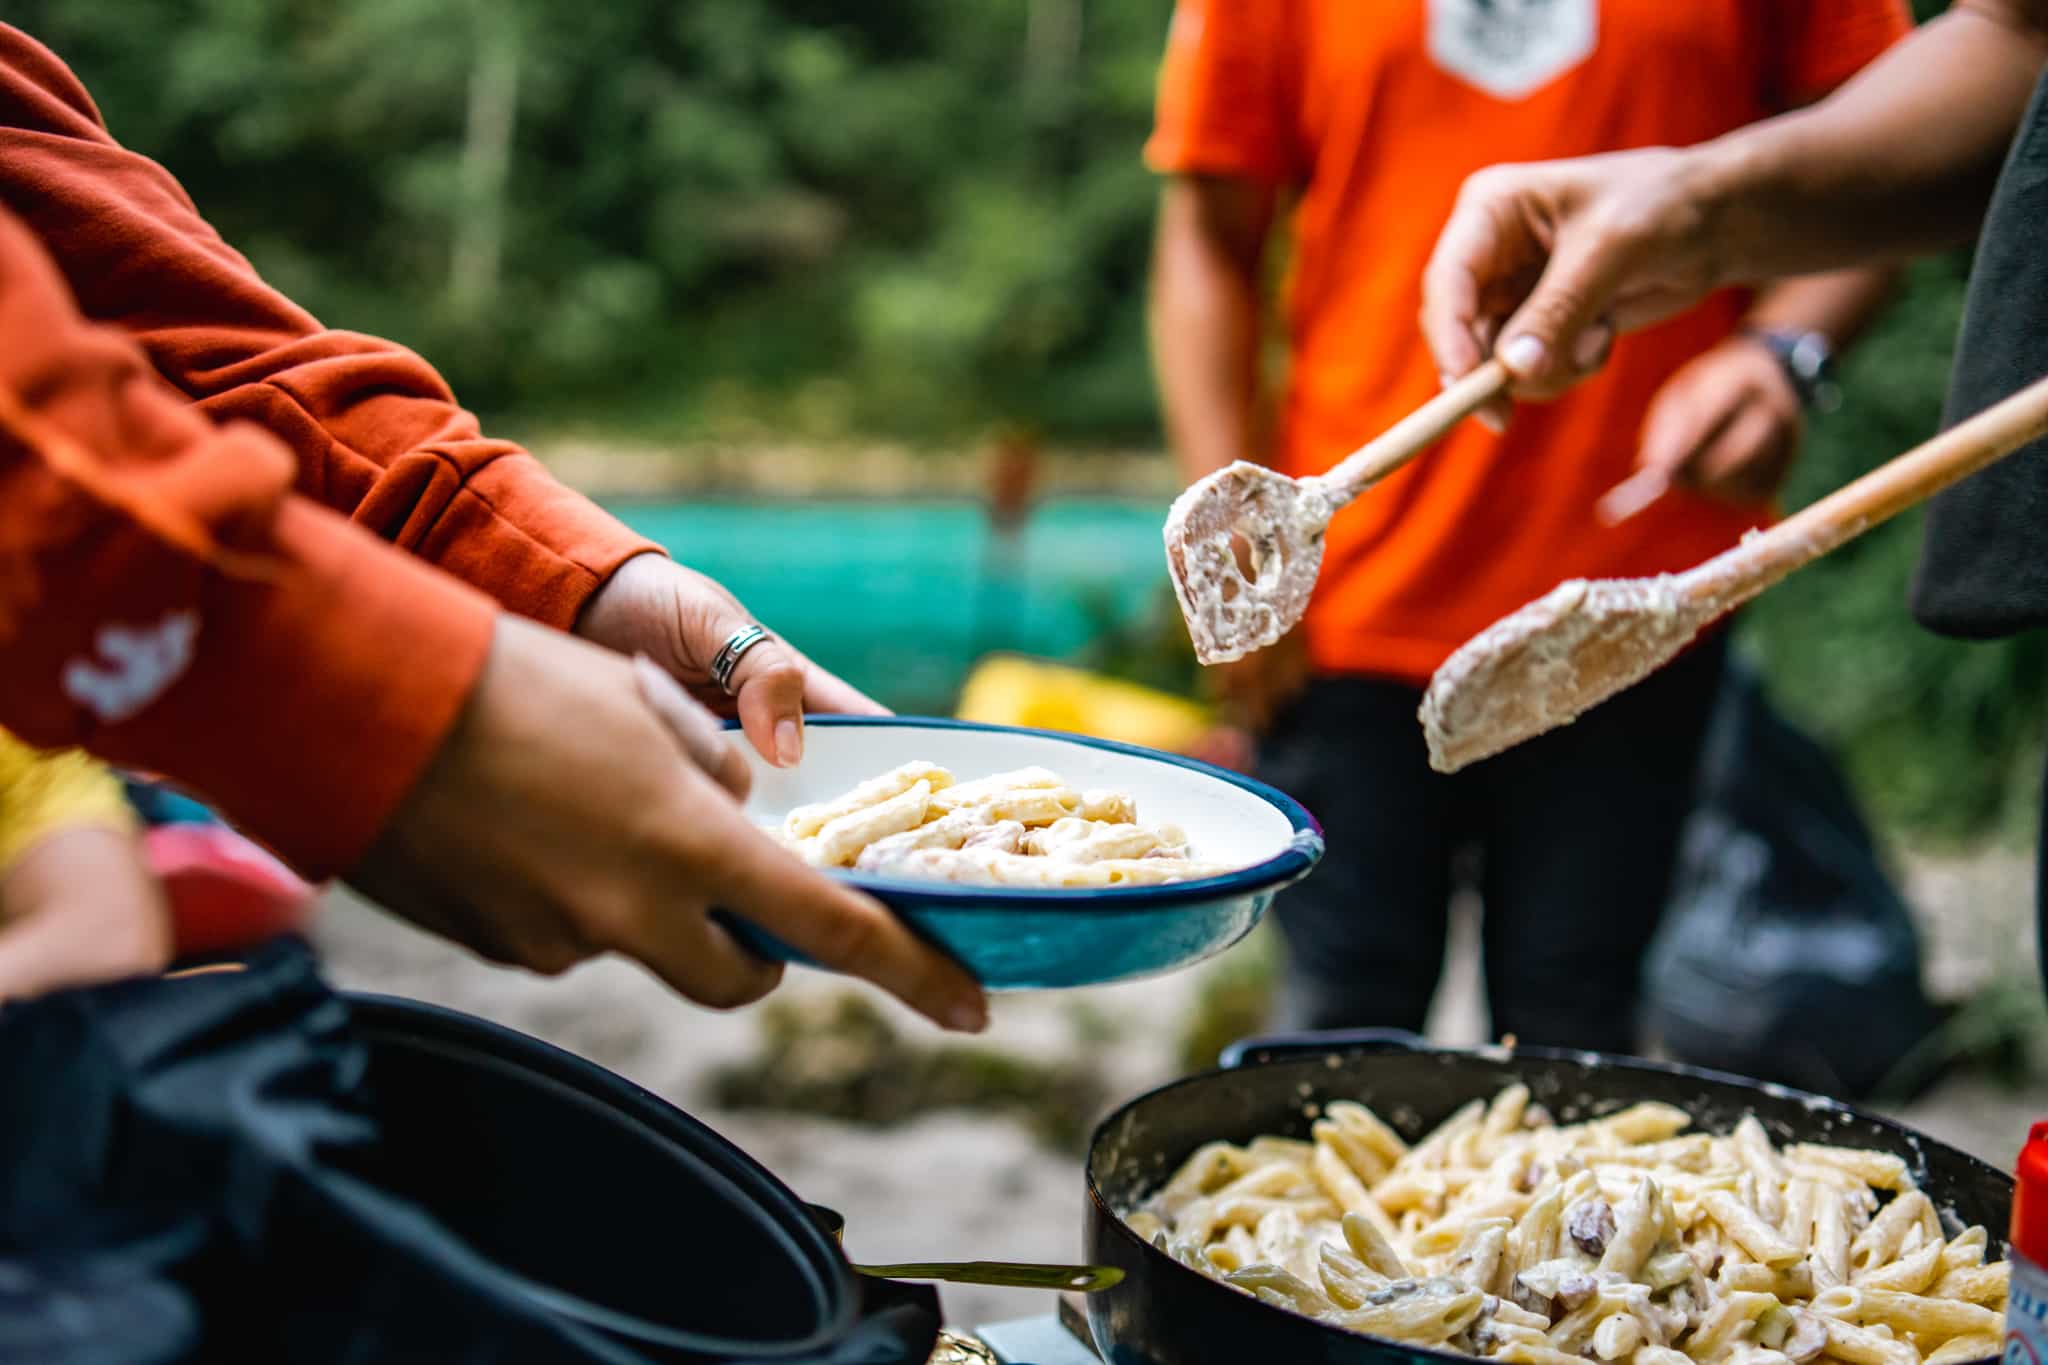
[1745,253,2048,843]
[16,0,1171,439]
[12,0,2042,839]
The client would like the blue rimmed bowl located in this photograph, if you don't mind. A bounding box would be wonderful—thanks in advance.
[723,717,1322,990]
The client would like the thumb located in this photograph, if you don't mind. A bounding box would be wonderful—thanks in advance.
[1495,234,1628,398]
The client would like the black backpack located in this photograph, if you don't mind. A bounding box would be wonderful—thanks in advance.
[1643,657,1945,1100]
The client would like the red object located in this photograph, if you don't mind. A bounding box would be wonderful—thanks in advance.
[985,430,1041,531]
[148,824,317,959]
[2014,1121,2048,1266]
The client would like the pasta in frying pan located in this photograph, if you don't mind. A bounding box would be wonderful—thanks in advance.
[1123,1085,2008,1365]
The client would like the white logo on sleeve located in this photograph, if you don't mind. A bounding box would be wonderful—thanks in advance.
[1428,0,1597,100]
[62,610,200,724]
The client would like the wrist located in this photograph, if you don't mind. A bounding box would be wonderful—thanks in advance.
[1686,130,1789,290]
[575,549,670,646]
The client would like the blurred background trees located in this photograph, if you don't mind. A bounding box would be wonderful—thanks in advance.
[14,0,2042,840]
[20,0,1169,437]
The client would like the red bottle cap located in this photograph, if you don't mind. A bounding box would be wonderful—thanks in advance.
[2015,1120,2048,1264]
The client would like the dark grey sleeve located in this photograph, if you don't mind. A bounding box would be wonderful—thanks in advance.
[1910,71,2048,640]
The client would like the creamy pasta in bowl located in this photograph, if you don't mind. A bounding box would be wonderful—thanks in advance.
[728,717,1322,989]
[766,760,1238,887]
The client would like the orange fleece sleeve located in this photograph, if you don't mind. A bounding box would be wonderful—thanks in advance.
[0,24,661,631]
[0,204,496,880]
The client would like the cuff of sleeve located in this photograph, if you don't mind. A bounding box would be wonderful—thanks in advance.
[1143,131,1293,185]
[419,451,664,630]
[116,499,497,880]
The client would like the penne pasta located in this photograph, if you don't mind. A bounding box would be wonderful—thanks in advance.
[1921,1335,2000,1365]
[1931,1262,2007,1308]
[1125,1085,2006,1361]
[771,761,1238,885]
[784,761,951,837]
[810,779,933,865]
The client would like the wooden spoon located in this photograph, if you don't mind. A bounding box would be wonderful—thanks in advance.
[1420,372,2048,774]
[1166,360,1511,664]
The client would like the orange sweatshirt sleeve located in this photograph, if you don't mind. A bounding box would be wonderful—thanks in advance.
[0,204,496,881]
[0,24,660,630]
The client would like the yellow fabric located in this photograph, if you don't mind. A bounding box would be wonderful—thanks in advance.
[956,655,1214,754]
[0,732,135,877]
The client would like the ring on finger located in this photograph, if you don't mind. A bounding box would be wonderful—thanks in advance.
[710,623,772,695]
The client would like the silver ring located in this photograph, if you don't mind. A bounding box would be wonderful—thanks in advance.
[710,623,771,695]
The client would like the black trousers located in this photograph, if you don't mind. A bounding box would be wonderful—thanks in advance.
[1256,632,1727,1055]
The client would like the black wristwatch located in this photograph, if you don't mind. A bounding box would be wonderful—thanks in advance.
[1744,327,1841,413]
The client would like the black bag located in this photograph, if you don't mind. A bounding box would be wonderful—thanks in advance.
[0,940,938,1365]
[1643,658,1944,1100]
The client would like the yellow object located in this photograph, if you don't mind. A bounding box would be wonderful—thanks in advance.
[0,733,135,878]
[955,655,1214,754]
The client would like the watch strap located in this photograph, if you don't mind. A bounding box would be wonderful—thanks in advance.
[1744,327,1840,412]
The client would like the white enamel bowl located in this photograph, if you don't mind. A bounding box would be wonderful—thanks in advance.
[724,717,1323,989]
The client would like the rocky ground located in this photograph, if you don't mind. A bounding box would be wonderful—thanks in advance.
[312,845,2046,1334]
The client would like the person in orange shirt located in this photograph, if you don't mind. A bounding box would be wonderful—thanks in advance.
[0,163,986,1042]
[0,24,866,774]
[1148,0,1909,1049]
[0,27,989,1037]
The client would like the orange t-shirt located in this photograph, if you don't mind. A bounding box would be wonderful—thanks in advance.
[1148,0,1910,683]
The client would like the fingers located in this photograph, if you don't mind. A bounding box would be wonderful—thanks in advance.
[1420,253,1487,385]
[1605,364,1738,525]
[727,637,808,767]
[1595,465,1671,527]
[680,593,805,766]
[628,901,786,1010]
[1638,368,1739,490]
[681,580,812,765]
[632,654,751,799]
[1496,233,1631,398]
[1693,401,1793,500]
[1421,175,1515,383]
[703,816,988,1033]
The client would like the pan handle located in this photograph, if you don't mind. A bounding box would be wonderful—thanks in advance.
[1219,1027,1429,1069]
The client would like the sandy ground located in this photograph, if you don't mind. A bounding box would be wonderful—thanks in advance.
[312,846,2047,1333]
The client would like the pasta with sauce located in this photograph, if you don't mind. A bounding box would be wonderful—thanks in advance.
[1123,1086,2007,1365]
[769,761,1237,887]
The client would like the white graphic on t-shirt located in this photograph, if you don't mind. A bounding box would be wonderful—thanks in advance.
[1427,0,1597,100]
[62,610,200,724]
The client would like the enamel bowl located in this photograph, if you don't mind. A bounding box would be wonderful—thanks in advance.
[725,717,1322,990]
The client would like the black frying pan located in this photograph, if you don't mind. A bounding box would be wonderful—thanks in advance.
[1083,1029,2014,1365]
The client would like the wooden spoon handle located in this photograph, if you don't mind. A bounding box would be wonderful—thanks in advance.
[1706,373,2048,602]
[1316,359,1511,507]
